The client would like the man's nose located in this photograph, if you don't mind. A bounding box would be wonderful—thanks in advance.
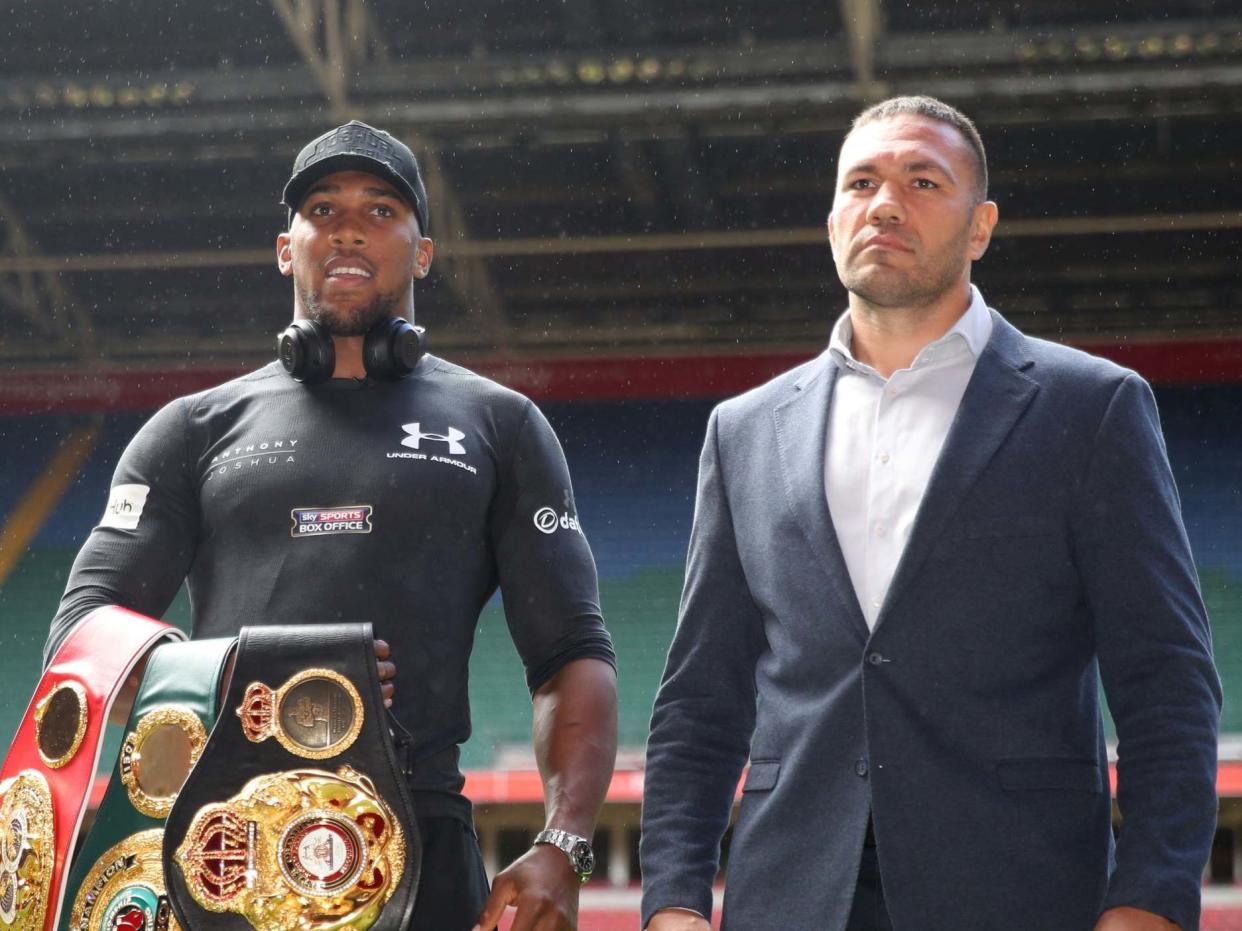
[330,216,367,247]
[867,180,906,225]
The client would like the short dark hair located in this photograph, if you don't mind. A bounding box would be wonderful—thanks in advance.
[848,96,989,201]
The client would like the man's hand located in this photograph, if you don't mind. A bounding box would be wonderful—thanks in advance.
[374,638,395,708]
[472,658,615,930]
[1094,907,1180,930]
[471,844,579,931]
[647,908,712,930]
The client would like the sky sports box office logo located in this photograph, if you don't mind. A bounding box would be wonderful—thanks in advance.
[291,506,373,538]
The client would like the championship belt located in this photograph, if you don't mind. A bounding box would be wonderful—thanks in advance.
[60,637,237,931]
[0,606,185,931]
[162,624,420,931]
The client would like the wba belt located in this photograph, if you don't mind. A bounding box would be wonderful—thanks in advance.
[163,623,421,931]
[60,637,237,931]
[0,606,184,931]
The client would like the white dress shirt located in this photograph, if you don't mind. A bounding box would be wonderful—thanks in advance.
[825,285,993,629]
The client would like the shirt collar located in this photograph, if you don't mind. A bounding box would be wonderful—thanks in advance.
[828,284,994,373]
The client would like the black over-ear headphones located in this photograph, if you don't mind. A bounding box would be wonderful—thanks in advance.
[277,316,427,384]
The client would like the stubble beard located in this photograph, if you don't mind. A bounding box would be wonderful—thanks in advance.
[297,280,405,336]
[838,222,972,313]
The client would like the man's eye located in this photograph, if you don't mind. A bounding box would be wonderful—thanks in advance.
[372,204,395,217]
[913,178,938,189]
[309,202,333,216]
[849,179,874,190]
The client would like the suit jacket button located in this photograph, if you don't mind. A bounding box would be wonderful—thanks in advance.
[855,759,869,777]
[867,652,885,665]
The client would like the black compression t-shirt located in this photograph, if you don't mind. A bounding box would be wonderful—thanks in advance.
[47,356,614,815]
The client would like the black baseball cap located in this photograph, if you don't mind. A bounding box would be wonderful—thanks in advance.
[281,120,430,234]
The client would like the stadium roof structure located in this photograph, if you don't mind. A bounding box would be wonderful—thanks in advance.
[1,0,1240,371]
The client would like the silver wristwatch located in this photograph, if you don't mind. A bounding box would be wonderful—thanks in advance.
[533,828,595,884]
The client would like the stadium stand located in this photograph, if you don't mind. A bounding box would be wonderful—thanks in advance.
[3,387,1239,756]
[2,380,1241,922]
[4,0,1242,922]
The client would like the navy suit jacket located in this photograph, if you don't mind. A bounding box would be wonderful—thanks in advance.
[640,311,1221,930]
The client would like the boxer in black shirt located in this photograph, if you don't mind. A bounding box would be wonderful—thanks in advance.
[46,121,618,931]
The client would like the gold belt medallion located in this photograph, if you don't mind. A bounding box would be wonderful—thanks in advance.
[34,682,88,769]
[68,829,179,931]
[236,669,363,760]
[174,766,404,931]
[120,707,208,819]
[0,771,54,931]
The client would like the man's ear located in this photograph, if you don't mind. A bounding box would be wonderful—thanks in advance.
[275,233,294,276]
[967,200,999,261]
[276,232,293,277]
[826,212,838,258]
[413,237,435,280]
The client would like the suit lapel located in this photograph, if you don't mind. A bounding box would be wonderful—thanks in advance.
[878,312,1039,626]
[773,354,870,641]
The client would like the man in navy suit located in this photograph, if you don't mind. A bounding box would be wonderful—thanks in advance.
[640,96,1221,931]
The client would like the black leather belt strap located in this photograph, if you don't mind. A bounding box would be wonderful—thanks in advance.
[162,623,421,931]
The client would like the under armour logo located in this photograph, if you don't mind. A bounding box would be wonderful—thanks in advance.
[401,423,466,455]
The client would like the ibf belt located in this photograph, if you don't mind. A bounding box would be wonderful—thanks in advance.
[0,606,184,931]
[163,623,420,931]
[60,638,237,931]
[0,772,54,930]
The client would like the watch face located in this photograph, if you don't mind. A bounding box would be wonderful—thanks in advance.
[569,840,594,876]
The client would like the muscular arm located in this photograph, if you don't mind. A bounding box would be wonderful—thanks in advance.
[472,660,617,931]
[532,657,619,838]
[474,400,618,930]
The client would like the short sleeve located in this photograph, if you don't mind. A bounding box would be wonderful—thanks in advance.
[489,401,614,694]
